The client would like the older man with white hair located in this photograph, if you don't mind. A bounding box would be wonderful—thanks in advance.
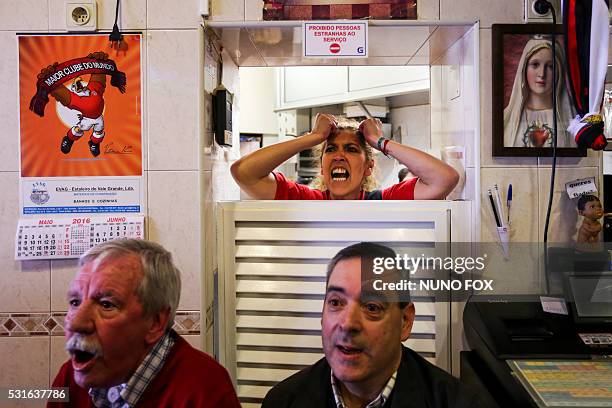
[49,239,240,408]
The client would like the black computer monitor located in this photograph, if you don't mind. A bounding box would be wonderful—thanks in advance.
[565,272,612,325]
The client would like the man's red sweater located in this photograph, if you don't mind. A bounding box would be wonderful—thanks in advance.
[48,333,241,407]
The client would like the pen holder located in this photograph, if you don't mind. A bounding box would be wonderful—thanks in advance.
[496,226,510,259]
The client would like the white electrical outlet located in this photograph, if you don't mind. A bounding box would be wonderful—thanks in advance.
[524,0,561,22]
[66,1,97,31]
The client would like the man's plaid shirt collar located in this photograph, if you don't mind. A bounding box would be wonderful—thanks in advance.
[330,368,397,408]
[89,331,175,408]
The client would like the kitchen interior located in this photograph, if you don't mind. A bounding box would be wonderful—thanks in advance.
[207,21,480,212]
[239,65,436,194]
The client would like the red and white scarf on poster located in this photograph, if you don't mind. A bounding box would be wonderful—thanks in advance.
[29,56,126,117]
[563,0,609,150]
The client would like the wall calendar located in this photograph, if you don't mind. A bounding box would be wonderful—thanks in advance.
[15,215,144,260]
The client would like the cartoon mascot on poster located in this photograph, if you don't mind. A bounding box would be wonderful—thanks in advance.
[29,52,126,157]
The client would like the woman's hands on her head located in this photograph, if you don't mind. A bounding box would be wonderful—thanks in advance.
[359,118,384,149]
[310,113,337,144]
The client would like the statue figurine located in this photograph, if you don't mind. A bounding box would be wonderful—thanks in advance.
[576,194,604,244]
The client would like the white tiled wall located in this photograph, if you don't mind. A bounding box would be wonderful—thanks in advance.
[0,0,48,31]
[0,172,50,313]
[440,0,523,28]
[0,32,19,172]
[146,29,200,171]
[0,337,50,389]
[210,0,245,21]
[390,105,431,152]
[147,170,202,311]
[430,27,479,203]
[50,259,79,312]
[147,0,201,29]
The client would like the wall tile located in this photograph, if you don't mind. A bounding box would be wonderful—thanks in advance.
[463,166,476,202]
[390,105,431,152]
[480,167,544,294]
[147,30,199,171]
[203,32,220,95]
[0,32,19,172]
[538,150,601,168]
[0,0,47,30]
[147,0,200,29]
[479,244,545,295]
[0,313,53,336]
[435,65,466,155]
[0,337,49,388]
[430,31,477,178]
[479,29,537,167]
[49,0,146,31]
[0,172,50,313]
[203,31,220,159]
[430,65,442,151]
[418,0,440,20]
[460,28,477,169]
[202,170,214,291]
[0,258,50,310]
[481,167,539,243]
[98,0,146,29]
[440,0,523,28]
[202,133,223,172]
[210,0,244,20]
[245,0,264,20]
[147,171,201,311]
[50,259,78,312]
[537,167,601,243]
[203,93,214,139]
[201,170,215,353]
[212,159,240,201]
[50,335,68,384]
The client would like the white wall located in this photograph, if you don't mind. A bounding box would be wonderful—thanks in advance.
[390,104,431,152]
[239,68,279,135]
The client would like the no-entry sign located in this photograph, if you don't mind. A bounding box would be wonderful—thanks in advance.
[303,21,368,58]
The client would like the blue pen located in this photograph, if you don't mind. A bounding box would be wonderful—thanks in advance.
[507,184,513,224]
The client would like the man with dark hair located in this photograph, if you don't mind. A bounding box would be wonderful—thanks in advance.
[397,167,410,183]
[49,239,240,408]
[263,242,482,408]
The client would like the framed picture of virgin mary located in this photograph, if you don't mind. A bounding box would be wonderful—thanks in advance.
[492,24,586,157]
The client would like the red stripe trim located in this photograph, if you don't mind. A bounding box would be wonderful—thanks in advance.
[567,0,583,112]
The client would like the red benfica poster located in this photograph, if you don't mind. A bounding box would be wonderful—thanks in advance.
[263,0,417,20]
[18,34,143,215]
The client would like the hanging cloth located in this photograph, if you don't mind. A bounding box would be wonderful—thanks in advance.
[563,0,609,150]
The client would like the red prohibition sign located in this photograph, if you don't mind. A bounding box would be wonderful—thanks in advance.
[329,43,341,54]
